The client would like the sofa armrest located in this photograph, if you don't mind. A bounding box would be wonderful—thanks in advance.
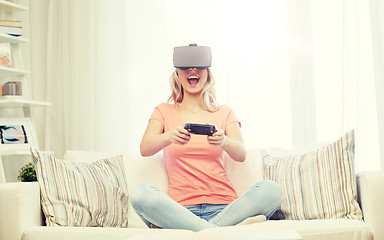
[356,171,384,240]
[0,182,44,240]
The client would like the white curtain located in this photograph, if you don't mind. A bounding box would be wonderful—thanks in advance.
[46,0,97,158]
[44,0,383,171]
[369,0,384,171]
[310,0,381,171]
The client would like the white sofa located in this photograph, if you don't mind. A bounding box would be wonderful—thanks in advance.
[0,148,383,240]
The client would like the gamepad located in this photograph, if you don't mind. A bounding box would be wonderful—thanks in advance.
[184,123,217,136]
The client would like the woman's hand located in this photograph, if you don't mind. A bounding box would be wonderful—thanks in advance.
[207,129,226,147]
[208,123,246,162]
[168,126,191,145]
[140,120,191,156]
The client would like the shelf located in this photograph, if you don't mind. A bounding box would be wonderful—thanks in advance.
[0,65,30,77]
[0,148,30,156]
[0,33,29,43]
[0,96,52,107]
[0,149,54,156]
[0,0,28,11]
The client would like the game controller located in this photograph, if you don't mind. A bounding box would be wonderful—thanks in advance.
[184,123,217,136]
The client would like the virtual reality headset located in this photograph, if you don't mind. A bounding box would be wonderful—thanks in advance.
[173,44,212,68]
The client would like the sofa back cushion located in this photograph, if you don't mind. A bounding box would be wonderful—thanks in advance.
[224,150,263,195]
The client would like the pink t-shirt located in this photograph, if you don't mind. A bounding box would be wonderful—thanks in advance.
[149,103,240,206]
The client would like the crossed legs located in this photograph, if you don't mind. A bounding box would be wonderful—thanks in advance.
[130,180,282,232]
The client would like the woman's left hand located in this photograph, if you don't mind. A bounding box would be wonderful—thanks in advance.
[207,129,226,147]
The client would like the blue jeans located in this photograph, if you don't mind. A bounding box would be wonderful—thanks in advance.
[130,180,282,232]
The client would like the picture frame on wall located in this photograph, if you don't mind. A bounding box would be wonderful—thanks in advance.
[0,118,37,153]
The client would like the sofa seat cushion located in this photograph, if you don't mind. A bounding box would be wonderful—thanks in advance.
[130,229,302,240]
[22,226,192,240]
[223,219,372,240]
[22,219,372,240]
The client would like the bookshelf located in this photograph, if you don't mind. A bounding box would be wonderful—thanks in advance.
[0,0,51,183]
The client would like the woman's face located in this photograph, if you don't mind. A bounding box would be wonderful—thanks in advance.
[176,67,209,95]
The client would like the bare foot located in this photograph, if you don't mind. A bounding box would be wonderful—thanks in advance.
[150,223,162,229]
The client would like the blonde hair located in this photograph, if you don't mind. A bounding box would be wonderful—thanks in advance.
[168,68,218,112]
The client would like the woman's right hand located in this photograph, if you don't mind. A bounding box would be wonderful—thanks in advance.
[141,120,191,156]
[168,126,191,145]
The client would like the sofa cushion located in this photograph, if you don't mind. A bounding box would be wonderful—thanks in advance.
[22,219,373,240]
[22,226,193,240]
[31,148,129,227]
[212,219,372,240]
[263,130,363,220]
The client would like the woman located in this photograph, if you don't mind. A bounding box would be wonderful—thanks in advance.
[130,44,282,232]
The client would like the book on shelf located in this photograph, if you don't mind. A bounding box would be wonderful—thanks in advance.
[2,81,22,96]
[0,26,22,37]
[0,20,22,37]
[0,20,22,28]
[0,43,12,67]
[0,82,22,96]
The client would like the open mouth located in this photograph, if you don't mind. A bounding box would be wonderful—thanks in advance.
[187,76,200,87]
